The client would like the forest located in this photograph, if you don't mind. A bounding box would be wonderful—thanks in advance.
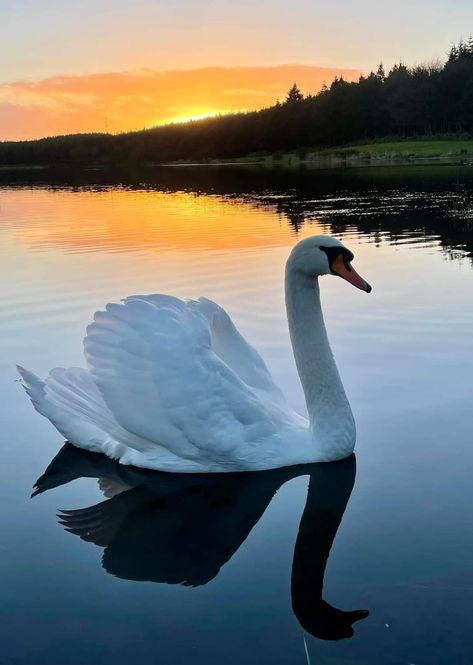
[2,39,473,166]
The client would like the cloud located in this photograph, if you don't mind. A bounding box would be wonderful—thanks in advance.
[0,65,361,141]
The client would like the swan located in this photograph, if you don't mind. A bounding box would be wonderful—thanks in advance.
[18,235,371,472]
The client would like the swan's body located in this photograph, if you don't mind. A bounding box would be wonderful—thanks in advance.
[18,235,371,473]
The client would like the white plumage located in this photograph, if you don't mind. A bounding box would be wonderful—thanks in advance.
[18,235,371,472]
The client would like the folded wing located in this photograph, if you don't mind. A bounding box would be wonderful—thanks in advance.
[83,294,294,471]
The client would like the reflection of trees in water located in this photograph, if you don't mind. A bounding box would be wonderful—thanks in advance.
[276,201,306,233]
[280,197,473,261]
[3,164,473,260]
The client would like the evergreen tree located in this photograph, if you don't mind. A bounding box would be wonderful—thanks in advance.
[447,44,459,64]
[376,63,386,81]
[285,83,304,103]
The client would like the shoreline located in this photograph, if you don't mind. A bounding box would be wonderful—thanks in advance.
[3,141,473,173]
[161,139,473,169]
[162,156,473,169]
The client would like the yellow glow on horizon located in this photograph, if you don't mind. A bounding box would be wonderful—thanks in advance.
[1,66,362,140]
[168,111,221,125]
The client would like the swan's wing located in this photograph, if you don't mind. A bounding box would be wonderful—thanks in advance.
[83,294,295,470]
[189,298,286,404]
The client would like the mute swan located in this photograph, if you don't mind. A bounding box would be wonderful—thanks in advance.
[18,235,371,472]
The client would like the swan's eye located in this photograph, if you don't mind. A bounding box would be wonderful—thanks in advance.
[321,246,371,293]
[320,246,354,272]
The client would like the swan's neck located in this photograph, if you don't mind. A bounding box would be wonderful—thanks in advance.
[285,265,355,455]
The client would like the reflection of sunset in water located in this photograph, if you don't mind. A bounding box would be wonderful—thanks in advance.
[2,188,326,254]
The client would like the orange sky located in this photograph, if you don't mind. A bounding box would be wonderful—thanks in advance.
[2,0,468,141]
[0,65,361,141]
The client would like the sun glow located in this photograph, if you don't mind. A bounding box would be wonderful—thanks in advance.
[0,66,362,140]
[169,111,220,124]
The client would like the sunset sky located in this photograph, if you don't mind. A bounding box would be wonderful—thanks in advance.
[2,0,472,141]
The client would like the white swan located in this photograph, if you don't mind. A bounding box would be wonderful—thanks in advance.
[18,235,371,473]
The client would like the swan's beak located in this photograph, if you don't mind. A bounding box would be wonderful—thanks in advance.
[331,254,372,293]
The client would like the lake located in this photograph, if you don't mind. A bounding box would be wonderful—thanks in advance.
[1,165,473,664]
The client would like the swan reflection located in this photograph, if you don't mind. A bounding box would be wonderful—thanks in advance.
[34,444,368,639]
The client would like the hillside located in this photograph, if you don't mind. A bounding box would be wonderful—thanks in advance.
[2,39,473,167]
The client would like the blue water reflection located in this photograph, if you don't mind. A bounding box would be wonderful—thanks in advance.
[36,445,368,641]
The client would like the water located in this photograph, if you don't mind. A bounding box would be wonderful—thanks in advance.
[1,165,473,664]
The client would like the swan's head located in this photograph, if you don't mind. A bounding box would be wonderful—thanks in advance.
[287,235,372,293]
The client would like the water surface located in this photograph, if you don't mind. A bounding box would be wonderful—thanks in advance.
[1,165,473,664]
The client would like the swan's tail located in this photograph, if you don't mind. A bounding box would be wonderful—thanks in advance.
[16,365,180,469]
[16,364,126,457]
[16,365,46,403]
[17,364,98,428]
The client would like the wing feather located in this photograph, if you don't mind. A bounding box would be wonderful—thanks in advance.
[83,294,291,469]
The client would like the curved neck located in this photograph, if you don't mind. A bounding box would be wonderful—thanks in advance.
[285,263,355,453]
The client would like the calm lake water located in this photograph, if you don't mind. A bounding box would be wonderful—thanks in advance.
[1,165,473,664]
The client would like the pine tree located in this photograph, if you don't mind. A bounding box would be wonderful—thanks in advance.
[467,34,473,55]
[376,63,386,81]
[447,44,459,63]
[285,83,304,103]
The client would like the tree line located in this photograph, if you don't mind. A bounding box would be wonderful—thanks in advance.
[2,39,473,166]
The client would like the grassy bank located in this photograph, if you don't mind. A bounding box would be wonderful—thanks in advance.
[309,138,473,168]
[342,139,473,157]
[167,138,473,169]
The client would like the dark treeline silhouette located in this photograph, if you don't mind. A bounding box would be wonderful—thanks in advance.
[2,39,473,166]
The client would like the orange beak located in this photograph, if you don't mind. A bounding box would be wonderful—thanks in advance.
[331,254,372,293]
